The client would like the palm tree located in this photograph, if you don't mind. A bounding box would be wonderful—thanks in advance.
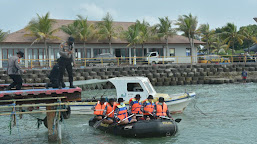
[221,23,245,55]
[176,13,198,63]
[24,12,60,60]
[122,23,140,64]
[60,21,79,38]
[240,27,257,52]
[211,35,228,54]
[197,23,215,54]
[0,29,8,42]
[154,17,176,57]
[96,12,120,54]
[76,15,94,55]
[137,20,152,56]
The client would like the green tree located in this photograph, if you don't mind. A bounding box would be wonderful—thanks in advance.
[60,21,79,38]
[176,13,198,62]
[137,20,152,56]
[210,35,227,54]
[154,17,176,57]
[122,23,140,64]
[24,12,60,60]
[96,13,120,54]
[197,23,215,54]
[239,25,257,52]
[76,15,94,53]
[0,29,8,42]
[221,23,245,55]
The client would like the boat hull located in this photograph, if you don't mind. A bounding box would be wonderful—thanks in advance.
[89,118,178,138]
[70,92,195,115]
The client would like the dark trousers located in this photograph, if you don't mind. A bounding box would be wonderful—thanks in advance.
[9,75,23,90]
[59,57,73,84]
[47,80,60,88]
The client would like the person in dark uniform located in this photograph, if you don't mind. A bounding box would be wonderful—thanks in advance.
[45,59,61,89]
[59,37,76,88]
[7,51,25,90]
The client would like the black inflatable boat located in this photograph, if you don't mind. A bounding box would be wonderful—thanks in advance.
[89,118,178,138]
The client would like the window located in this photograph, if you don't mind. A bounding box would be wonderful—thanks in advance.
[151,53,157,57]
[186,48,191,56]
[127,83,144,92]
[93,48,110,57]
[170,48,175,56]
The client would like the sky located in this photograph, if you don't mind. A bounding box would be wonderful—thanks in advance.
[0,0,256,33]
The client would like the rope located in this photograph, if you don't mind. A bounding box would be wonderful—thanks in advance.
[193,99,207,116]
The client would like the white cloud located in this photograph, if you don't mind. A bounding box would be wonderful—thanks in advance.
[75,3,117,20]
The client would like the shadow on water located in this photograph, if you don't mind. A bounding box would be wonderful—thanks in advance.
[1,83,257,144]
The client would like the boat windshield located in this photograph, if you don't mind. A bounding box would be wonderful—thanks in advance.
[146,53,151,57]
[143,81,154,94]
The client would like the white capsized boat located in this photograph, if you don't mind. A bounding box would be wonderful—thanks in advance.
[68,77,196,114]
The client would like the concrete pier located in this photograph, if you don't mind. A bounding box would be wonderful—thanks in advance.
[1,63,257,87]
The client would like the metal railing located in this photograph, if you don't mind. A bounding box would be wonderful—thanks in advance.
[1,55,256,68]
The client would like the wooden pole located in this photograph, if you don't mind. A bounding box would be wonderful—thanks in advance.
[46,106,61,142]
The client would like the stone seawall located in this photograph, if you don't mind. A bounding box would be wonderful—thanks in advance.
[1,63,257,86]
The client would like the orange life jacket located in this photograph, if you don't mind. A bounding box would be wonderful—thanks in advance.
[106,103,115,118]
[143,100,155,115]
[117,104,127,120]
[155,101,167,116]
[130,98,142,114]
[93,101,107,115]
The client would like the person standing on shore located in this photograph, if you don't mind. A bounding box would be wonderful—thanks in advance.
[6,51,26,90]
[59,37,76,88]
[241,69,247,83]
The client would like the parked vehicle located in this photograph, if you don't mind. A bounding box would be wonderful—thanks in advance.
[144,52,175,64]
[87,53,117,66]
[198,55,230,63]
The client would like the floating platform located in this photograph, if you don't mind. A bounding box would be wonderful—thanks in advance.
[0,83,82,142]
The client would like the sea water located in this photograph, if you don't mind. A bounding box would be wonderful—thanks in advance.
[0,83,257,144]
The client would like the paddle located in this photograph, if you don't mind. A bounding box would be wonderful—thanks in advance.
[158,116,182,123]
[118,114,135,124]
[93,110,114,128]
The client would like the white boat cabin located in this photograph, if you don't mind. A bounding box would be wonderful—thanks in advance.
[108,77,157,102]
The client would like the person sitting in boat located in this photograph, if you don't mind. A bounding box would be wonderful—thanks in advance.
[155,97,172,119]
[114,98,137,125]
[92,98,107,120]
[129,94,143,115]
[142,95,155,120]
[103,98,116,124]
[45,58,62,89]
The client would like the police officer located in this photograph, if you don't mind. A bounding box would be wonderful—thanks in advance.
[7,51,25,90]
[59,37,76,88]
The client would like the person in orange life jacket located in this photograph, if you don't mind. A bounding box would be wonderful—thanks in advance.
[114,98,137,125]
[129,94,142,114]
[114,98,129,125]
[142,95,155,120]
[103,98,115,124]
[92,98,107,120]
[154,97,172,119]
